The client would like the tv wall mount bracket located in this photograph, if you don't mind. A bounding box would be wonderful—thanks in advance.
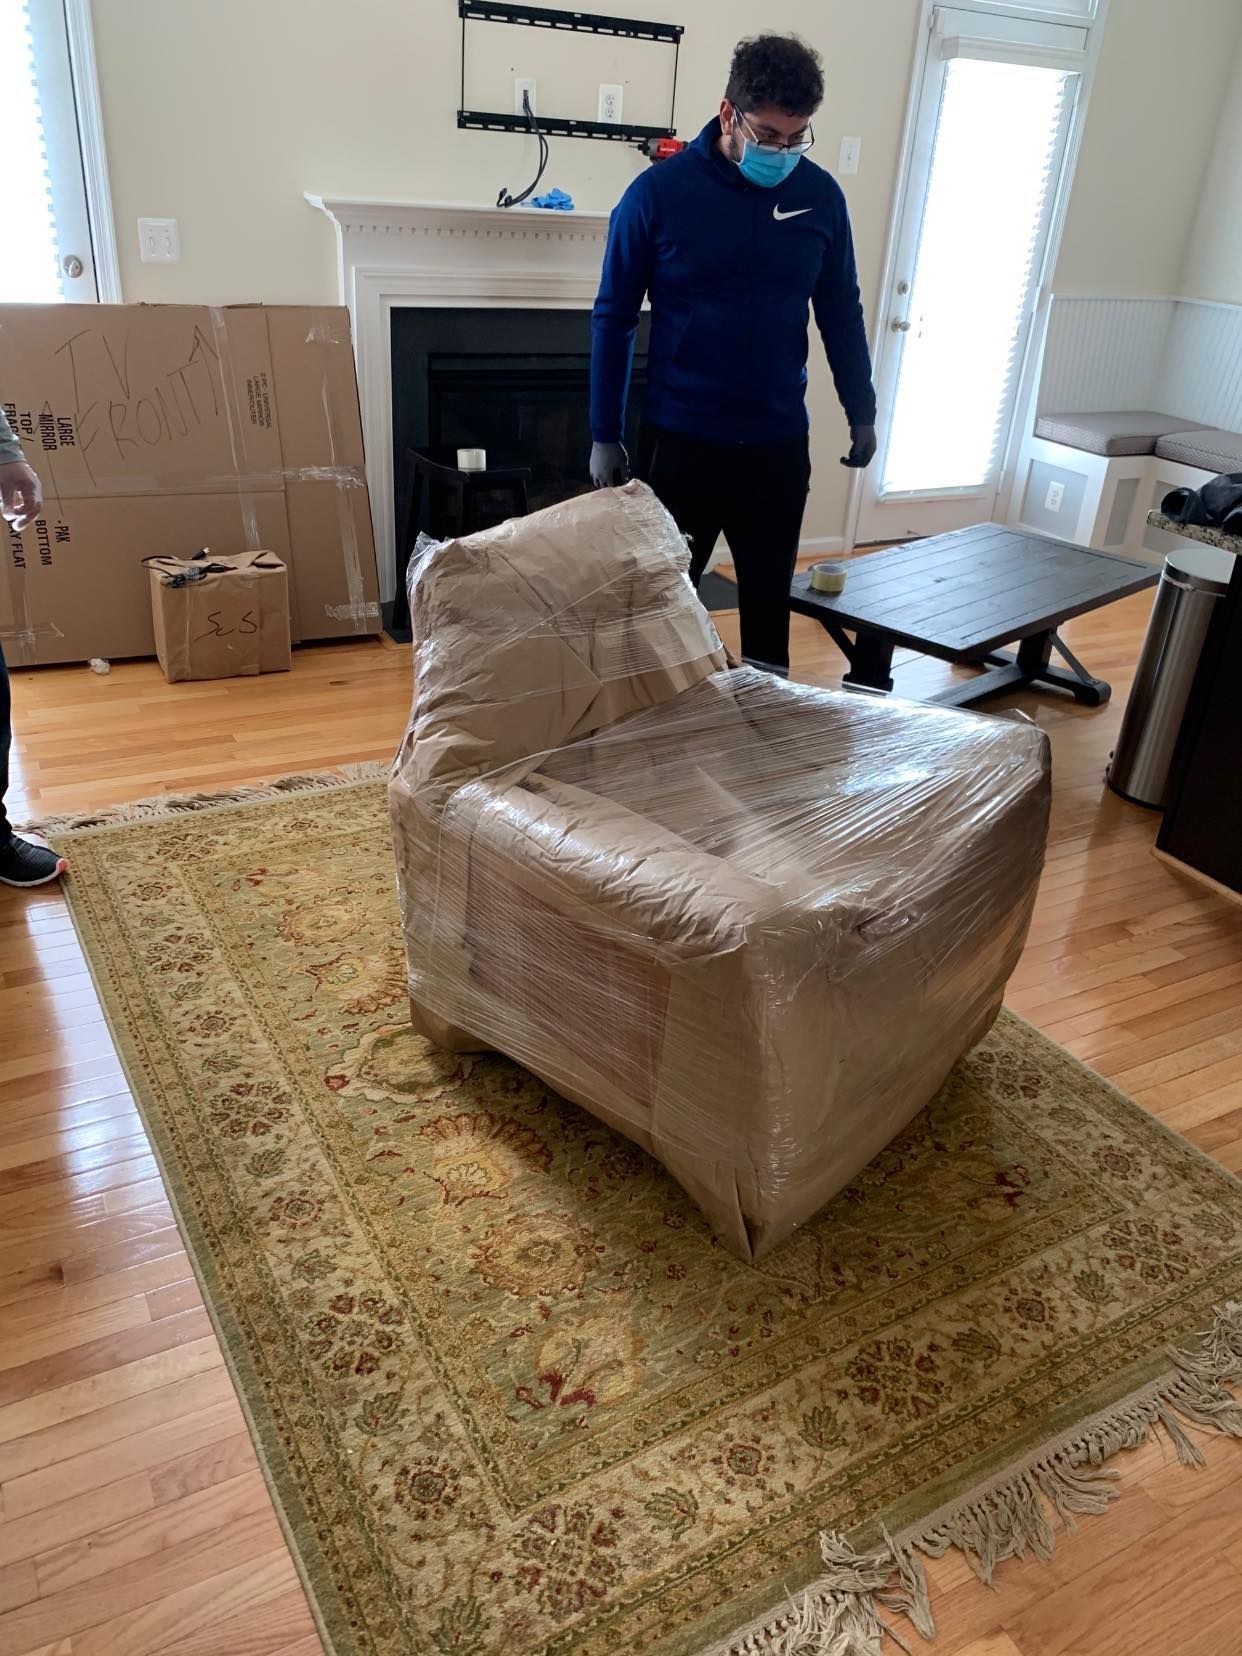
[458,2,683,150]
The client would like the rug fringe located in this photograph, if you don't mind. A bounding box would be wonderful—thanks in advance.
[722,1533,912,1656]
[710,1299,1242,1654]
[20,762,391,838]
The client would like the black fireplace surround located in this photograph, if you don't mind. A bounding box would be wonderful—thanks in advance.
[390,306,650,568]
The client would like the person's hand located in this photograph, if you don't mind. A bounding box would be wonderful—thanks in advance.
[590,442,630,489]
[0,460,43,531]
[840,425,877,469]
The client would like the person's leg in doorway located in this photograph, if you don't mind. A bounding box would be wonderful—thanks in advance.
[635,426,726,587]
[721,436,811,674]
[0,641,67,888]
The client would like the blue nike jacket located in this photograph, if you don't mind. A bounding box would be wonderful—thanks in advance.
[590,118,877,446]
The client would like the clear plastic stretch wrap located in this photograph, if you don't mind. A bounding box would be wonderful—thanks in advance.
[389,482,1051,1261]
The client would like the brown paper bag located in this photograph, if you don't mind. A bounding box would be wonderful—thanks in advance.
[146,550,292,682]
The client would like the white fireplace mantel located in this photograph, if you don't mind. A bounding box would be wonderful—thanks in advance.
[307,194,612,603]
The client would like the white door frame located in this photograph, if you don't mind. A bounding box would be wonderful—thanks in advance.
[844,0,1111,548]
[21,0,121,303]
[63,0,121,302]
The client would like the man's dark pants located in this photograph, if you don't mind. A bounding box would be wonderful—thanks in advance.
[636,425,811,672]
[0,641,11,845]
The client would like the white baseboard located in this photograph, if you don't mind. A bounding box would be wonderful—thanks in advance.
[709,534,844,574]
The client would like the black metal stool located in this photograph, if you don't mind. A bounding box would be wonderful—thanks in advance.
[392,447,532,632]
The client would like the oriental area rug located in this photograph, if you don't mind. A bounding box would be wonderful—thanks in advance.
[50,775,1242,1656]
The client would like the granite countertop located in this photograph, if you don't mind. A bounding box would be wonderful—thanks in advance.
[1147,512,1242,556]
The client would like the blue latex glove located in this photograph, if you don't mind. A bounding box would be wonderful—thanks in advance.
[531,187,574,211]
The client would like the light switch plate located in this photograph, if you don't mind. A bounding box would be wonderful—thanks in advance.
[838,136,861,175]
[138,218,180,263]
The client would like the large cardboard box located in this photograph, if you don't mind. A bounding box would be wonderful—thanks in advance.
[0,304,380,666]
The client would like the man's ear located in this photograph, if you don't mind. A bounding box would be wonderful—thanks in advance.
[719,99,741,160]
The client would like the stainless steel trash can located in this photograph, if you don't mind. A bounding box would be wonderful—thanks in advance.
[1107,545,1233,808]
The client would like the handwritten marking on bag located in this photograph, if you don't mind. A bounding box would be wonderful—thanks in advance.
[193,608,260,643]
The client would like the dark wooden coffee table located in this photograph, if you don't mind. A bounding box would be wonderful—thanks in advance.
[790,522,1158,709]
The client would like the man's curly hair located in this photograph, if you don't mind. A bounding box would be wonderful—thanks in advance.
[726,34,825,119]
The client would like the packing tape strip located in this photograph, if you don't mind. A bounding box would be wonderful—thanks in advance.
[2,392,79,664]
[0,619,65,646]
[3,518,45,665]
[210,306,262,554]
[42,464,368,497]
[304,316,351,348]
[309,306,369,633]
[808,561,847,595]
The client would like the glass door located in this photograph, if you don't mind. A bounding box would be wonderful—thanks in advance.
[856,9,1085,543]
[2,0,100,302]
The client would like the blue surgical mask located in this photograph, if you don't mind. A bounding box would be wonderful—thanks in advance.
[731,111,808,188]
[737,142,803,189]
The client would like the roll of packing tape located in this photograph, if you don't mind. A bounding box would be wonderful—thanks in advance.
[457,448,487,472]
[809,561,847,595]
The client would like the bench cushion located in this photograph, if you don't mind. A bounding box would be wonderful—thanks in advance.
[1034,410,1199,457]
[1153,427,1242,473]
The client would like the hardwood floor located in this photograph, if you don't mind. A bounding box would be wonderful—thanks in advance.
[2,589,1241,1656]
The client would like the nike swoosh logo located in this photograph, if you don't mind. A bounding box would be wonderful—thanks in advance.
[773,206,812,222]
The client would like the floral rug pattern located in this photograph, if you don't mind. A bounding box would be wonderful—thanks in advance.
[61,781,1242,1655]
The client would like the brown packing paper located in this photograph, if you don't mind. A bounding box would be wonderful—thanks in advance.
[148,550,291,683]
[389,483,1051,1261]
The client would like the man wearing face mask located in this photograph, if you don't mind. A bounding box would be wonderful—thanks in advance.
[589,33,877,675]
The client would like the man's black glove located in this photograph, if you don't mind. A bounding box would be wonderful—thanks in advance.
[590,441,630,489]
[840,424,878,469]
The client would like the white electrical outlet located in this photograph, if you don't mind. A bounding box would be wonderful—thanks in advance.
[513,77,537,117]
[1045,480,1066,513]
[838,136,861,175]
[598,83,623,124]
[137,217,180,264]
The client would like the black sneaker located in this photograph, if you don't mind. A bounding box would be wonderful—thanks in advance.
[0,835,68,888]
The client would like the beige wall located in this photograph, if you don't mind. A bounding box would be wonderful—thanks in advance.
[91,0,921,543]
[89,0,1240,547]
[1054,0,1242,297]
[1181,33,1242,304]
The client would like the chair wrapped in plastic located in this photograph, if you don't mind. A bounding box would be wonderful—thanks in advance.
[389,483,1050,1261]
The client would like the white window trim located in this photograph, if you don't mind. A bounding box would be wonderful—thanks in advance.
[843,0,1112,548]
[63,0,121,302]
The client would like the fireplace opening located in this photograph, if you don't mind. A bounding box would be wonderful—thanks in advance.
[391,306,650,553]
